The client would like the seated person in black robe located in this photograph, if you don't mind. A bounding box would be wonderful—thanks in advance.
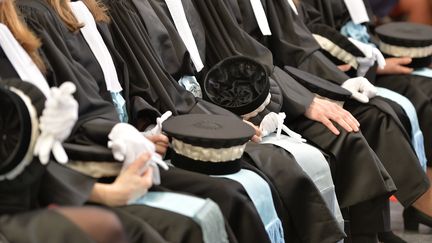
[104,0,400,242]
[0,1,233,243]
[299,0,432,229]
[132,0,430,242]
[15,0,297,242]
[96,0,349,242]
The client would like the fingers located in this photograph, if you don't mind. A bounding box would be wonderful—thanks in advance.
[155,143,168,156]
[141,166,153,187]
[394,65,413,74]
[52,141,68,164]
[351,91,369,103]
[338,64,352,72]
[394,57,412,65]
[125,152,150,175]
[320,117,340,135]
[245,120,263,143]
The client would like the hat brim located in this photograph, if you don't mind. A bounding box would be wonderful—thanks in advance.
[247,78,283,125]
[0,79,45,190]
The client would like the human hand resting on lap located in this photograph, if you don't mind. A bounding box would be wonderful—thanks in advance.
[305,97,360,136]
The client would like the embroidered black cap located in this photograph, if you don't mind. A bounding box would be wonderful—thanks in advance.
[203,56,283,123]
[162,114,255,175]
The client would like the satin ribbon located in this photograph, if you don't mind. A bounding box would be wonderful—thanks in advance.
[249,0,272,36]
[132,192,229,243]
[0,24,50,97]
[214,169,285,243]
[286,0,298,15]
[69,1,128,122]
[377,88,427,171]
[164,0,204,72]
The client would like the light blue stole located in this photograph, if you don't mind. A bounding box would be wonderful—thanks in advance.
[132,191,228,243]
[377,88,427,170]
[213,169,285,243]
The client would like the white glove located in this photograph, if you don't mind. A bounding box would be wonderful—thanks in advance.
[342,77,377,103]
[260,112,306,143]
[141,111,172,137]
[108,123,168,184]
[349,38,386,73]
[33,82,78,164]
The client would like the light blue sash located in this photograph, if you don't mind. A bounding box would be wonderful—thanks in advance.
[131,191,228,243]
[178,75,203,98]
[412,68,432,79]
[110,91,128,123]
[214,169,285,243]
[261,134,344,230]
[377,88,427,170]
[340,21,371,44]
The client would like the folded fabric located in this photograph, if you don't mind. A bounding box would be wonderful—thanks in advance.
[132,191,228,243]
[376,88,427,171]
[214,169,285,243]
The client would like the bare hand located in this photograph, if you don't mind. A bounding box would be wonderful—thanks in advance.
[377,57,413,75]
[338,64,352,72]
[145,134,169,156]
[305,97,360,135]
[243,120,262,143]
[91,153,153,206]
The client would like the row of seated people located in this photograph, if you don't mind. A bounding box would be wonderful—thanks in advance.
[1,0,432,242]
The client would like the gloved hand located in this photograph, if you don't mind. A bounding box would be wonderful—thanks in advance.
[349,38,386,73]
[108,123,168,185]
[33,82,78,164]
[260,112,306,143]
[142,111,172,137]
[342,77,377,103]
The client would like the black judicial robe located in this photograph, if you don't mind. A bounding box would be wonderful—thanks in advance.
[0,54,168,243]
[101,0,350,242]
[16,1,291,242]
[13,2,239,243]
[181,0,398,205]
[302,0,432,168]
[107,1,350,242]
[220,0,430,209]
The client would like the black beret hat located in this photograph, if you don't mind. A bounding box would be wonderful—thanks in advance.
[203,56,283,123]
[0,79,46,190]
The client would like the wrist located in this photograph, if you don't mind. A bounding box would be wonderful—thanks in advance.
[89,183,112,206]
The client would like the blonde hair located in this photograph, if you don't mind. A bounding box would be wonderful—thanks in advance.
[0,0,46,72]
[45,0,110,32]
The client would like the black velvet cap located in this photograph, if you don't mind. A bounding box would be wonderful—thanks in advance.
[204,56,282,122]
[284,66,352,101]
[0,79,46,190]
[163,114,254,175]
[376,22,432,47]
[310,23,365,65]
[376,22,432,68]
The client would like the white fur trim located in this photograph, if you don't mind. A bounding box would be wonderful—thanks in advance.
[172,138,246,163]
[241,93,272,120]
[379,41,432,58]
[313,34,359,69]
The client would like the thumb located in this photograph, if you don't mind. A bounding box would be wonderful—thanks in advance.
[125,152,150,175]
[351,91,369,103]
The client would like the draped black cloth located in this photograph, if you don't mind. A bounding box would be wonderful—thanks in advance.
[224,0,430,206]
[103,0,348,242]
[0,210,95,243]
[162,0,432,236]
[300,0,432,167]
[16,1,299,243]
